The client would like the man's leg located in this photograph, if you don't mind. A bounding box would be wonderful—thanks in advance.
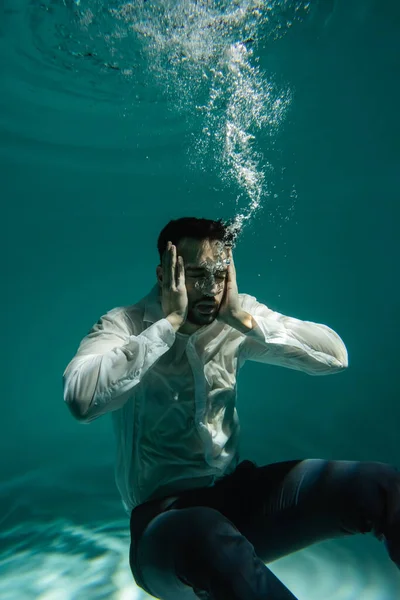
[130,458,400,599]
[133,505,299,600]
[228,459,400,567]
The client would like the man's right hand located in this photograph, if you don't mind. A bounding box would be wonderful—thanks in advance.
[162,241,188,332]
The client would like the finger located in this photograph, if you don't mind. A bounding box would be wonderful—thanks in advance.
[228,248,236,275]
[162,241,173,264]
[170,244,177,288]
[162,241,172,287]
[177,255,185,288]
[225,247,234,281]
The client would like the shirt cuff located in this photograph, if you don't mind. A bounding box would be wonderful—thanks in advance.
[139,318,176,348]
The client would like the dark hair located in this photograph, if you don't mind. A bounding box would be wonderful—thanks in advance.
[157,217,236,262]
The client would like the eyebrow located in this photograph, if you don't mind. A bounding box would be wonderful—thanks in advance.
[185,264,205,270]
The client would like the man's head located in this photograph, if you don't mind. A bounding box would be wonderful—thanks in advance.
[156,217,235,329]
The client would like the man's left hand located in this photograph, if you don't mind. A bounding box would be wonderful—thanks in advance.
[217,248,254,332]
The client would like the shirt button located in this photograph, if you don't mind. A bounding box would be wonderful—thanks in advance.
[134,370,140,378]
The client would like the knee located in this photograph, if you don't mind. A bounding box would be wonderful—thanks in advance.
[179,506,241,561]
[347,462,400,530]
[173,507,234,581]
[347,461,399,498]
[176,506,254,590]
[187,506,237,543]
[354,461,399,489]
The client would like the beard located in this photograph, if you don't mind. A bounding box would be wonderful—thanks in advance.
[187,302,219,325]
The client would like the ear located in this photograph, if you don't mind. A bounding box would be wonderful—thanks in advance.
[156,265,163,287]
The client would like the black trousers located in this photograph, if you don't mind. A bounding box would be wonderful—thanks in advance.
[129,459,400,599]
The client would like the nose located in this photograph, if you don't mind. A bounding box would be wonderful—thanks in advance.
[194,273,224,297]
[202,278,221,296]
[203,287,217,297]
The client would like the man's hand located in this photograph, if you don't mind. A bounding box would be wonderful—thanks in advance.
[161,242,188,332]
[217,248,254,333]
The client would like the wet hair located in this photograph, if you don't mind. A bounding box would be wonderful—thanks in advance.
[157,217,235,262]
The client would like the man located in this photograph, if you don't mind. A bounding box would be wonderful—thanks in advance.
[64,217,400,600]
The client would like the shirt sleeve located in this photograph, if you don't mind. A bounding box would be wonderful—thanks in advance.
[238,295,348,376]
[63,308,176,422]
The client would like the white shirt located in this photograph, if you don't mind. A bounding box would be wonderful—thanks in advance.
[63,285,348,514]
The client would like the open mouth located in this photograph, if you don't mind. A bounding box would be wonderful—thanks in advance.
[196,303,217,314]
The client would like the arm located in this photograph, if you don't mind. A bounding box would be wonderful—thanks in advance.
[63,309,176,423]
[64,242,188,423]
[217,248,347,376]
[237,296,348,375]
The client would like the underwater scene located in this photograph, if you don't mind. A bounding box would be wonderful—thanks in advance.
[1,1,400,598]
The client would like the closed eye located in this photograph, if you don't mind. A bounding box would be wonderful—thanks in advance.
[186,271,205,277]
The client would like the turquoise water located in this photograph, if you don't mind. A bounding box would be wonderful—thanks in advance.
[1,0,400,598]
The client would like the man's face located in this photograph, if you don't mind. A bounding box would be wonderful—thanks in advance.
[177,237,229,327]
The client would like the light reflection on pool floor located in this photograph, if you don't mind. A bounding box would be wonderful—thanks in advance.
[1,467,399,600]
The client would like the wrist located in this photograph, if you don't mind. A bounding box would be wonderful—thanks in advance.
[223,310,254,333]
[166,313,186,332]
